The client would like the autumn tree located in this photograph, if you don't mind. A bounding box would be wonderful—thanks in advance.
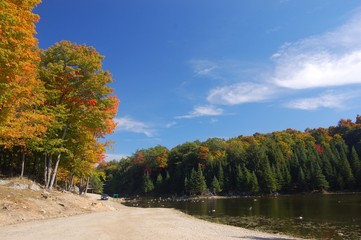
[0,0,54,178]
[0,0,42,122]
[39,41,118,190]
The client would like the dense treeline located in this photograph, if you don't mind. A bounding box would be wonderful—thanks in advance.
[101,116,361,196]
[0,0,118,193]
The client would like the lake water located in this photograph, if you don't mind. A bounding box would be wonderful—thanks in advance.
[123,194,361,239]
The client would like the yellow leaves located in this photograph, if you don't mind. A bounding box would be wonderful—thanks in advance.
[198,146,209,161]
[0,0,42,121]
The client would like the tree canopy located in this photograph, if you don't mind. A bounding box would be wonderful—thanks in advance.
[0,1,119,193]
[102,116,361,196]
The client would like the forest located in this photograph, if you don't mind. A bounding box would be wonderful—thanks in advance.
[100,116,361,196]
[0,1,119,193]
[2,1,361,198]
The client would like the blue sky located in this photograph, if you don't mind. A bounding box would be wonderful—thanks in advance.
[35,1,361,160]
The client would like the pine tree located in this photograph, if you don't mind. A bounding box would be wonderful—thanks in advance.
[211,176,222,194]
[217,164,224,189]
[349,147,361,187]
[250,171,259,193]
[338,146,354,188]
[156,173,163,193]
[196,167,207,194]
[311,162,329,191]
[244,167,252,192]
[185,168,207,195]
[298,167,306,191]
[258,159,277,193]
[143,173,154,193]
[236,165,244,191]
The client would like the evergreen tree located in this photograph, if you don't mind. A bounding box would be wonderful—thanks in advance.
[298,167,306,191]
[349,147,361,187]
[185,167,207,195]
[320,153,334,187]
[243,167,252,192]
[211,176,222,194]
[184,177,189,194]
[217,164,224,189]
[143,173,154,193]
[311,162,329,191]
[236,165,244,191]
[257,159,277,193]
[249,171,259,193]
[196,167,207,194]
[156,173,163,193]
[338,146,354,188]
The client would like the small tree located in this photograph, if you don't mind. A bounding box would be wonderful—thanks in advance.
[249,171,259,193]
[185,167,207,195]
[211,176,222,194]
[143,173,154,193]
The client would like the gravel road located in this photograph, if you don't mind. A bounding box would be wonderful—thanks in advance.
[0,201,302,240]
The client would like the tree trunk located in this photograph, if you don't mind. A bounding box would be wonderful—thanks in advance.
[69,174,74,191]
[49,153,60,190]
[84,176,90,195]
[20,153,25,179]
[44,154,47,186]
[49,125,68,191]
[45,155,52,190]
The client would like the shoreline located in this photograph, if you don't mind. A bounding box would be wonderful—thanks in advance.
[0,198,302,240]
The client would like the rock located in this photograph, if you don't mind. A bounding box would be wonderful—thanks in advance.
[29,184,41,191]
[9,183,28,190]
[3,204,10,210]
[41,192,49,199]
[69,186,80,194]
[58,203,65,207]
[0,179,9,185]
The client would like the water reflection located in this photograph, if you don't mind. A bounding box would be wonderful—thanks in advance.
[123,194,361,240]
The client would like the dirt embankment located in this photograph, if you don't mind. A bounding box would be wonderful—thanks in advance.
[0,178,119,226]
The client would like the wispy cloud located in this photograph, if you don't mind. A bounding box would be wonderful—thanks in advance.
[284,92,355,110]
[189,59,261,82]
[165,121,177,128]
[207,82,276,105]
[194,9,361,110]
[175,105,224,119]
[115,117,155,137]
[189,59,219,78]
[272,10,361,89]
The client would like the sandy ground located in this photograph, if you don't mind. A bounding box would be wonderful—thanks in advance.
[0,179,302,240]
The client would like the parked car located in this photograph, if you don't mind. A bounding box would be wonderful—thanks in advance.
[101,194,109,200]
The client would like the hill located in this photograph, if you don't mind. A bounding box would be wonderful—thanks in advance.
[0,178,118,226]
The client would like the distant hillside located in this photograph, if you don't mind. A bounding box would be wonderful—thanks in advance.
[100,115,361,196]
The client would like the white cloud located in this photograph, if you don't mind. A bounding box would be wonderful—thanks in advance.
[189,59,219,78]
[272,10,361,89]
[104,153,129,162]
[176,105,224,119]
[165,121,177,128]
[115,117,155,137]
[284,92,354,110]
[207,82,276,105]
[188,9,361,111]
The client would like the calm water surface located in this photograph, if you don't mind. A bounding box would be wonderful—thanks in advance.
[123,194,361,240]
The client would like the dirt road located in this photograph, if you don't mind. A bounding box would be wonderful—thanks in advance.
[0,202,301,240]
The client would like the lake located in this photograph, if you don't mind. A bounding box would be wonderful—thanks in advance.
[123,193,361,239]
